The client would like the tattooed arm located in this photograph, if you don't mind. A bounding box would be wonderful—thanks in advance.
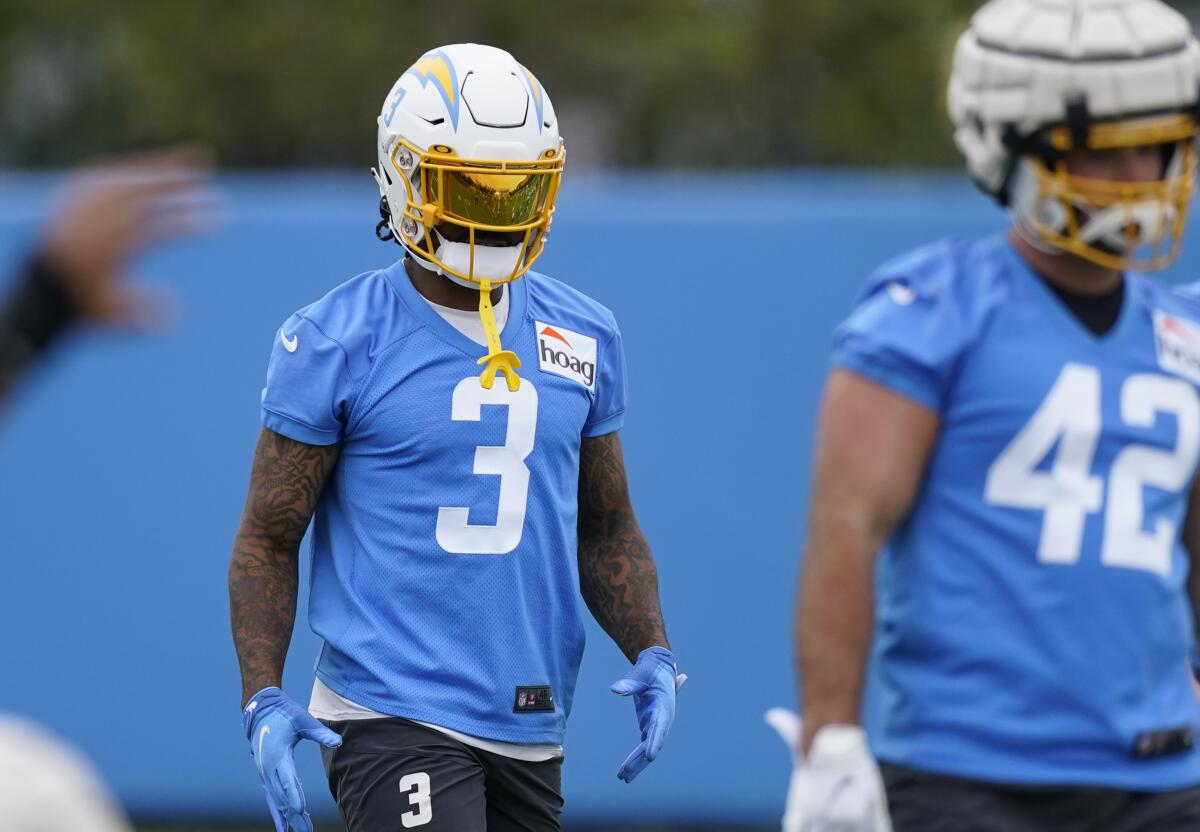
[577,432,669,661]
[228,427,340,706]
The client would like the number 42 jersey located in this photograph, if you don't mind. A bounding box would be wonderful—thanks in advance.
[259,259,627,745]
[835,235,1200,790]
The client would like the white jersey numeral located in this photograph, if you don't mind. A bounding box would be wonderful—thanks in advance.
[984,363,1200,575]
[1102,374,1200,576]
[983,363,1103,563]
[436,377,539,555]
[399,771,432,827]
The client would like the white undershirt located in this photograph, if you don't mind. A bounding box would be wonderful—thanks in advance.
[426,286,510,346]
[307,286,557,764]
[309,678,562,762]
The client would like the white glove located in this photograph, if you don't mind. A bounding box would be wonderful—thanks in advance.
[765,708,893,832]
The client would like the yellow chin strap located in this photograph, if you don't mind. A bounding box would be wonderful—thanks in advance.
[476,279,521,391]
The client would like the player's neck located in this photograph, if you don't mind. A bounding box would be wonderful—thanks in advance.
[403,256,503,311]
[1008,229,1122,297]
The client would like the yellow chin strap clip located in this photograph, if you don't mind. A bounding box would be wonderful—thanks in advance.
[476,279,521,391]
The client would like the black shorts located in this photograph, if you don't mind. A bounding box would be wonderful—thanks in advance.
[321,717,562,832]
[882,762,1200,832]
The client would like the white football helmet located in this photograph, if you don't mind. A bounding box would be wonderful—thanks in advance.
[948,0,1200,271]
[373,43,563,288]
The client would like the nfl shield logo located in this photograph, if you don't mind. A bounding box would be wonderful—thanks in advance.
[518,692,527,707]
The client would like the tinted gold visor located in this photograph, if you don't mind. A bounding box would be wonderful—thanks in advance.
[430,165,552,226]
[389,138,565,285]
[393,140,564,232]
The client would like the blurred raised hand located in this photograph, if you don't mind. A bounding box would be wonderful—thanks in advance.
[39,145,216,328]
[0,145,217,400]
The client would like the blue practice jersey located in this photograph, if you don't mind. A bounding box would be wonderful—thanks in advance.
[834,235,1200,790]
[259,259,627,744]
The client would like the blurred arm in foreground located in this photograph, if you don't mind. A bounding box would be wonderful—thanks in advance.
[0,146,212,832]
[0,146,213,402]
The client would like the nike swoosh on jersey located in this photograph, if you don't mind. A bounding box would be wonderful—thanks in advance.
[280,329,298,353]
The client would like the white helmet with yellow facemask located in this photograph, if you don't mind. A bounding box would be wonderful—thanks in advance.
[373,43,564,390]
[949,0,1200,271]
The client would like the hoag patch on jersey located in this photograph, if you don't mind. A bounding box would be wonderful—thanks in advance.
[535,320,597,389]
[1154,311,1200,384]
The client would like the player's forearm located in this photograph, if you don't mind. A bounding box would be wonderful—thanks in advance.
[229,534,300,706]
[576,432,669,661]
[796,529,879,753]
[578,514,670,662]
[228,429,339,706]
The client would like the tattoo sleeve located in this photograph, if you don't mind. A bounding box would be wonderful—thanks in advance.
[577,432,669,662]
[228,427,339,706]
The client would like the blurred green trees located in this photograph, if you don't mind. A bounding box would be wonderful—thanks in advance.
[0,1,1192,168]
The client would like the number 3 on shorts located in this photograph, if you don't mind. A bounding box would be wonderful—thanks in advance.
[399,771,432,828]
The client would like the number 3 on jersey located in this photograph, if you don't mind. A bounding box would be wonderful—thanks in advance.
[436,377,539,555]
[984,362,1200,576]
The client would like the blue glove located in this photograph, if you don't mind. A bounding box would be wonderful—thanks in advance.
[242,686,342,832]
[610,646,686,783]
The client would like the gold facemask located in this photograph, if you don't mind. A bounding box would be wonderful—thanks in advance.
[1021,112,1197,271]
[391,139,564,285]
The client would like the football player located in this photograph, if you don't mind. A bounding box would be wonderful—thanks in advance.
[788,1,1200,830]
[228,44,683,832]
